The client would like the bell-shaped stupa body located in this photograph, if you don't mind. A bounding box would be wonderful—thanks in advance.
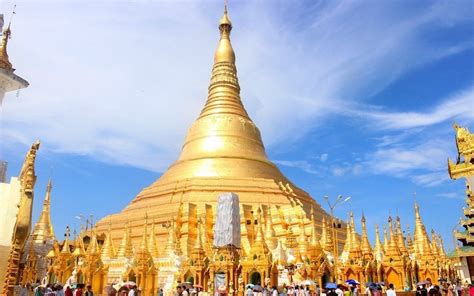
[96,8,340,257]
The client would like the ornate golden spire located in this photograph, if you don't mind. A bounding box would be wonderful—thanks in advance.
[387,216,401,257]
[307,207,322,259]
[320,217,334,253]
[148,222,159,258]
[349,212,361,253]
[61,226,71,254]
[383,225,389,253]
[406,226,414,255]
[138,215,149,253]
[0,22,13,71]
[413,203,433,258]
[86,231,100,255]
[297,214,308,262]
[430,229,440,257]
[31,179,55,244]
[374,224,384,262]
[117,222,133,258]
[395,216,408,256]
[360,214,372,258]
[265,206,277,250]
[164,219,178,256]
[72,232,85,258]
[101,222,116,259]
[340,222,351,262]
[154,4,288,183]
[250,209,269,257]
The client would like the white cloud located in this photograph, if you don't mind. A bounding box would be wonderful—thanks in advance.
[273,160,320,175]
[347,87,474,131]
[0,0,472,172]
[320,154,329,162]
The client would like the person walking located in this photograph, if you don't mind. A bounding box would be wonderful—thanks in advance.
[386,284,396,296]
[85,286,93,296]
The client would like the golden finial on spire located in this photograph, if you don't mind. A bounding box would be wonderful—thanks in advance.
[117,221,133,258]
[360,213,372,257]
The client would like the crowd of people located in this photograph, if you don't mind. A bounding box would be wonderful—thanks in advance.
[18,283,95,296]
[16,279,474,296]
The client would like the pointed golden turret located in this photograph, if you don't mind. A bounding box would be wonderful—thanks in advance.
[430,229,440,257]
[321,217,334,254]
[307,207,323,260]
[395,216,408,256]
[383,225,389,253]
[72,232,85,258]
[413,203,433,259]
[374,224,384,262]
[87,231,100,255]
[297,214,308,262]
[349,212,362,259]
[340,222,352,263]
[164,219,179,257]
[360,214,373,259]
[265,206,277,250]
[386,216,401,257]
[31,179,55,244]
[117,223,133,258]
[148,222,159,258]
[250,210,269,258]
[138,218,149,253]
[101,223,116,259]
[61,226,71,254]
[0,24,13,71]
[406,226,414,256]
[273,240,288,266]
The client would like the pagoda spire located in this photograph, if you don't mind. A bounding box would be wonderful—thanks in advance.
[340,222,351,263]
[374,224,384,262]
[86,231,100,255]
[101,222,116,259]
[349,212,361,257]
[307,207,323,259]
[138,215,149,253]
[265,206,277,250]
[360,214,373,258]
[61,226,71,254]
[117,222,133,258]
[413,203,433,258]
[406,226,415,256]
[297,214,308,262]
[383,225,389,253]
[320,217,334,254]
[31,179,55,244]
[199,3,248,119]
[395,216,408,256]
[148,222,159,258]
[387,216,401,257]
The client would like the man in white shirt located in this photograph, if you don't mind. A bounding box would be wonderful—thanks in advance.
[335,286,343,296]
[386,284,396,296]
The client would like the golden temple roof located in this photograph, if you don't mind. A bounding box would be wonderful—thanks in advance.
[30,179,55,244]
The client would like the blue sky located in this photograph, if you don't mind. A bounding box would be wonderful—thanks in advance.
[1,0,473,250]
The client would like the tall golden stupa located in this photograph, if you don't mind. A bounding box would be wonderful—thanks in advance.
[96,5,343,262]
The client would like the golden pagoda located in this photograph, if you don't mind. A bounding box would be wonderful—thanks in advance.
[85,5,342,293]
[448,124,474,283]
